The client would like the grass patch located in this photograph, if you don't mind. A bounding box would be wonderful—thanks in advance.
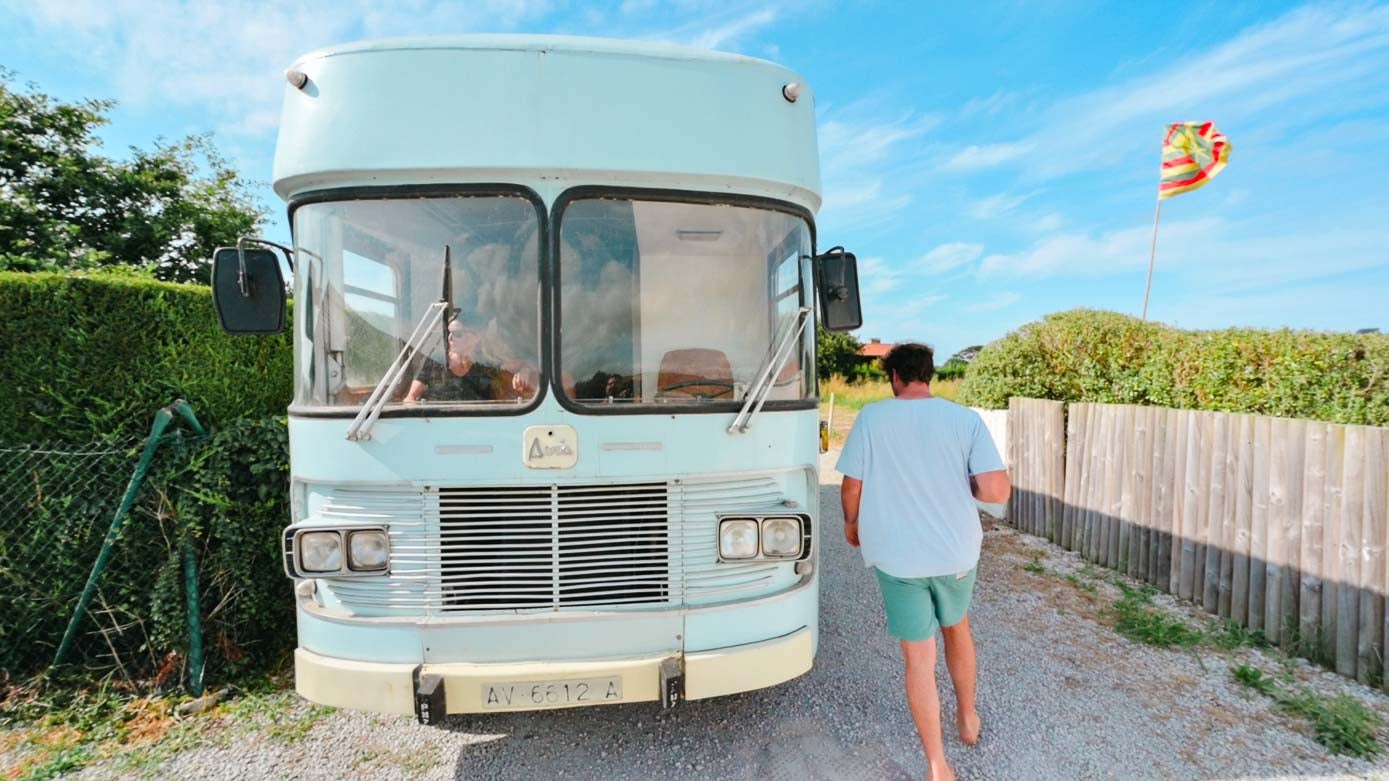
[1,671,317,779]
[1,681,168,781]
[819,376,963,413]
[1110,583,1204,648]
[1022,555,1046,574]
[820,376,891,411]
[1232,663,1383,758]
[1232,663,1277,694]
[1210,620,1270,650]
[1064,574,1098,593]
[1058,565,1305,655]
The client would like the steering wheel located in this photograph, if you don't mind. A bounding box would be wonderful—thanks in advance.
[657,379,736,399]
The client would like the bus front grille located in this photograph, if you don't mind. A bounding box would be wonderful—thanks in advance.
[318,474,795,615]
[436,483,670,609]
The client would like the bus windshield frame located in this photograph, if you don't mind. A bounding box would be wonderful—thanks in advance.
[551,187,820,416]
[286,185,548,418]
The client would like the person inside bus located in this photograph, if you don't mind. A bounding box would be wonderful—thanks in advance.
[402,313,538,403]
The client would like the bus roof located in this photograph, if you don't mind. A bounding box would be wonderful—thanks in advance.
[290,34,775,69]
[272,35,822,212]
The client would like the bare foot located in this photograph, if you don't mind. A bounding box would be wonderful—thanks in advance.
[928,761,957,781]
[958,710,981,746]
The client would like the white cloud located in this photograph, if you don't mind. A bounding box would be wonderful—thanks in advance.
[3,1,555,140]
[979,218,1223,277]
[964,291,1021,313]
[685,7,777,50]
[1028,212,1064,233]
[944,4,1389,178]
[978,214,1388,283]
[817,107,935,231]
[967,191,1033,220]
[959,89,1017,118]
[633,3,784,51]
[858,256,901,296]
[945,142,1032,171]
[916,242,983,274]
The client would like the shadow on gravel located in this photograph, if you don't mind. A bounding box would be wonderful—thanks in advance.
[437,681,917,780]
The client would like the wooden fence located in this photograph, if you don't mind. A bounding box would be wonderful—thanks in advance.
[1006,398,1064,538]
[1006,399,1389,687]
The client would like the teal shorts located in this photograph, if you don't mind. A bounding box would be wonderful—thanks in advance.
[874,567,978,642]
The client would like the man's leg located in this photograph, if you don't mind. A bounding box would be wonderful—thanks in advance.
[901,637,954,781]
[941,615,980,745]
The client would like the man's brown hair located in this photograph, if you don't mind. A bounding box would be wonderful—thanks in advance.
[881,342,935,384]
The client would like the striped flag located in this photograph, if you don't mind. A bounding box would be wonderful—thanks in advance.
[1159,121,1230,199]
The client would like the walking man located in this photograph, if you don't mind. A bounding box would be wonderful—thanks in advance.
[837,343,1010,781]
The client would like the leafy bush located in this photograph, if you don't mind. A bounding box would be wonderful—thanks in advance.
[0,421,291,684]
[959,309,1389,426]
[0,271,292,443]
[850,360,887,383]
[816,324,862,380]
[935,359,969,381]
[160,418,293,679]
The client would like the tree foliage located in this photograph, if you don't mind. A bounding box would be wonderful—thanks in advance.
[0,70,266,284]
[816,323,862,380]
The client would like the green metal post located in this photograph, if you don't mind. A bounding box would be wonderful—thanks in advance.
[53,407,174,666]
[169,400,208,696]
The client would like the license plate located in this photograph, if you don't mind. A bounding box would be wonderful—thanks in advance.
[482,676,623,709]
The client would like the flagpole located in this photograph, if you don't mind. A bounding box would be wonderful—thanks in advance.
[1140,197,1162,321]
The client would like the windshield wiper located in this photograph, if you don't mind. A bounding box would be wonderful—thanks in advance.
[728,306,811,434]
[344,301,448,442]
[346,247,454,442]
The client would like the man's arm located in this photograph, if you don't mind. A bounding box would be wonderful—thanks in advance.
[841,475,863,548]
[502,359,540,397]
[970,469,1011,504]
[402,379,427,404]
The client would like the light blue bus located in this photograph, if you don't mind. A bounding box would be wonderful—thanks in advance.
[211,35,861,723]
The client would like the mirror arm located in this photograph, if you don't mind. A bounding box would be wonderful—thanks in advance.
[236,237,296,297]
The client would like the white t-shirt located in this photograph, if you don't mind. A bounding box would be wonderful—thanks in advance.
[836,397,1006,578]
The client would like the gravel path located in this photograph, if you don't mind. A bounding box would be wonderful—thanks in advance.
[74,455,1389,780]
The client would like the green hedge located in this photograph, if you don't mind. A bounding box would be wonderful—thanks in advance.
[0,271,295,684]
[0,271,293,443]
[958,309,1389,426]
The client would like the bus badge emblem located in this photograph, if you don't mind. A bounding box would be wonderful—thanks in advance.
[523,425,578,469]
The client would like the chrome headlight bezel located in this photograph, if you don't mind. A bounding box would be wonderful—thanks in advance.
[716,513,811,562]
[298,530,344,573]
[283,524,391,579]
[347,529,390,572]
[760,516,804,559]
[717,518,760,560]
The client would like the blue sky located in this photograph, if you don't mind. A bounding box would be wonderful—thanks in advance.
[3,1,1387,357]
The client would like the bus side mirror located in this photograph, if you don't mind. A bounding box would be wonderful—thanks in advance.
[815,248,862,332]
[212,246,286,335]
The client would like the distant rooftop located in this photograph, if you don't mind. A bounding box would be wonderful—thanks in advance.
[860,339,893,359]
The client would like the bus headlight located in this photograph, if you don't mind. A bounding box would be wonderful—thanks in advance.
[718,518,759,560]
[348,530,390,571]
[761,517,803,558]
[715,513,811,563]
[299,531,343,573]
[284,525,391,578]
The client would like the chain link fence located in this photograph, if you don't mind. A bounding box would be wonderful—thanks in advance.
[0,437,197,683]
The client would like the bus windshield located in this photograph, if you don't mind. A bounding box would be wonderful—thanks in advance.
[557,197,815,408]
[292,194,542,410]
